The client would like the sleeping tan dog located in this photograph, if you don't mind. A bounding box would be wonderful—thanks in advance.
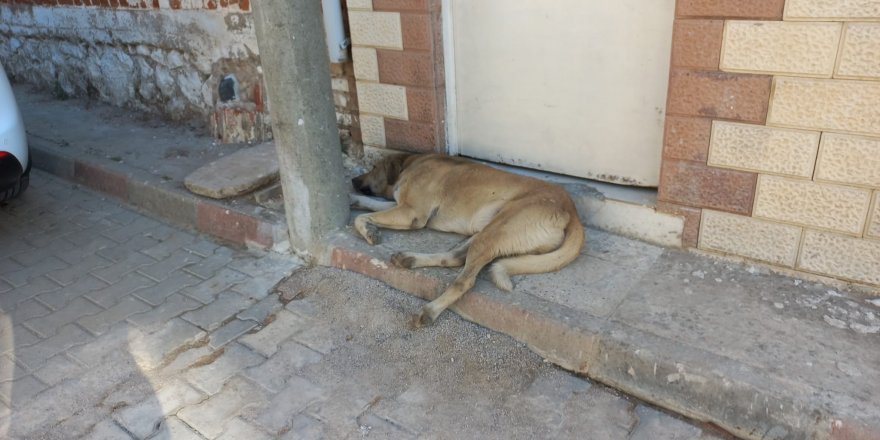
[350,153,585,327]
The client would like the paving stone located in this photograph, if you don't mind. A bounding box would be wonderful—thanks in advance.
[11,241,76,267]
[129,318,206,370]
[243,341,322,393]
[237,295,283,324]
[184,239,223,259]
[78,296,152,336]
[186,343,265,395]
[86,272,155,308]
[133,271,202,306]
[238,310,310,358]
[55,236,117,265]
[127,293,202,334]
[141,232,201,261]
[291,320,335,355]
[159,345,215,377]
[24,297,103,338]
[151,416,205,440]
[284,297,321,319]
[0,238,35,259]
[630,405,703,440]
[91,252,157,284]
[101,216,163,243]
[184,247,236,279]
[178,376,269,439]
[0,354,29,383]
[114,379,204,439]
[355,412,417,439]
[36,275,107,310]
[0,278,12,294]
[209,319,258,350]
[183,268,249,304]
[280,414,324,440]
[96,234,162,262]
[138,249,203,282]
[68,323,145,368]
[0,276,62,309]
[3,326,41,354]
[2,256,68,287]
[217,417,273,440]
[82,419,132,440]
[246,376,325,434]
[5,299,52,323]
[46,254,113,286]
[15,324,93,369]
[232,271,290,301]
[0,375,48,407]
[32,354,86,386]
[182,291,255,332]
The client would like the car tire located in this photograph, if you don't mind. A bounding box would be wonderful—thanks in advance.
[0,158,29,202]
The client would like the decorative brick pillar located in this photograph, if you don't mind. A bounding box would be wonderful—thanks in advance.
[347,0,445,155]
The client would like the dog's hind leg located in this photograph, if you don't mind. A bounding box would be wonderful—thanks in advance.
[391,236,473,269]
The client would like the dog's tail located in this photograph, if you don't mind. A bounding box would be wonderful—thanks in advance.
[487,211,585,291]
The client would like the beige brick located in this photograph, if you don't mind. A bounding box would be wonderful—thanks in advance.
[868,192,880,239]
[352,47,379,81]
[348,11,403,50]
[721,21,841,77]
[346,0,372,10]
[836,23,880,79]
[356,81,408,120]
[767,77,880,136]
[707,121,819,178]
[699,210,802,267]
[798,230,880,286]
[785,0,880,21]
[754,175,872,235]
[360,114,386,147]
[815,133,880,188]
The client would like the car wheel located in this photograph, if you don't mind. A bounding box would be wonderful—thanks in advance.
[0,158,29,202]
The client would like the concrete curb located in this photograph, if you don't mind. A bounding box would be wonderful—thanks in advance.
[29,139,289,252]
[322,233,879,440]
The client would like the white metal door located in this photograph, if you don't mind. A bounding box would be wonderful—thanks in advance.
[447,1,675,186]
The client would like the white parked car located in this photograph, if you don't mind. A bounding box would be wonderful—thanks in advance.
[0,62,29,202]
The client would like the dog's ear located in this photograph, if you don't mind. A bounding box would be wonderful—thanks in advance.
[384,154,411,186]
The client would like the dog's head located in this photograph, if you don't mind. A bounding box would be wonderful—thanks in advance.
[351,153,412,199]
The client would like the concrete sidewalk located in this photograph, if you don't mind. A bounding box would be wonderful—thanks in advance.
[16,85,880,440]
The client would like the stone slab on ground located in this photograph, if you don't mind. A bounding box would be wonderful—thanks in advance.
[323,222,880,440]
[184,143,279,199]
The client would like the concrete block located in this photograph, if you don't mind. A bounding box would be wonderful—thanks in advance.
[149,417,203,440]
[699,210,802,267]
[184,144,279,200]
[868,192,880,239]
[238,310,310,357]
[217,418,272,440]
[208,319,258,350]
[708,121,820,178]
[815,133,880,189]
[348,11,403,49]
[346,0,372,11]
[356,81,408,120]
[360,114,387,147]
[182,291,254,332]
[785,0,880,20]
[721,21,841,77]
[24,297,102,338]
[77,296,152,336]
[242,341,322,393]
[129,318,206,370]
[185,343,264,395]
[15,324,93,370]
[798,230,880,286]
[754,175,872,235]
[177,377,269,439]
[768,77,880,137]
[837,23,880,79]
[352,47,379,81]
[183,268,249,304]
[253,377,325,433]
[114,379,204,439]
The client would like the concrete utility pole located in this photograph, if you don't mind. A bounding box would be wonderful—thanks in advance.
[252,0,350,260]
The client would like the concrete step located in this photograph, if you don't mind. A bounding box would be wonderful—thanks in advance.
[323,223,880,440]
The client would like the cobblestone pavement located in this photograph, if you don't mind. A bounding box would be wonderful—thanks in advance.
[0,171,731,439]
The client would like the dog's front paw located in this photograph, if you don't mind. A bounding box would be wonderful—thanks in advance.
[391,252,415,268]
[354,216,381,245]
[409,309,434,329]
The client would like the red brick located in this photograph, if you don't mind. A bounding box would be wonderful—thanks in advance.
[196,202,268,247]
[74,161,128,201]
[373,0,428,12]
[405,87,437,123]
[663,116,711,163]
[676,0,784,19]
[671,19,723,70]
[831,419,880,440]
[377,49,434,87]
[658,159,757,215]
[666,69,771,123]
[238,0,248,11]
[384,119,437,153]
[657,201,702,248]
[401,13,431,51]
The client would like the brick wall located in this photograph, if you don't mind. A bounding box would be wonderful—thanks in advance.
[346,0,445,156]
[659,0,880,287]
[0,1,358,146]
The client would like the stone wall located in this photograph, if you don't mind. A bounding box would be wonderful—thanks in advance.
[659,0,880,287]
[0,1,357,146]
